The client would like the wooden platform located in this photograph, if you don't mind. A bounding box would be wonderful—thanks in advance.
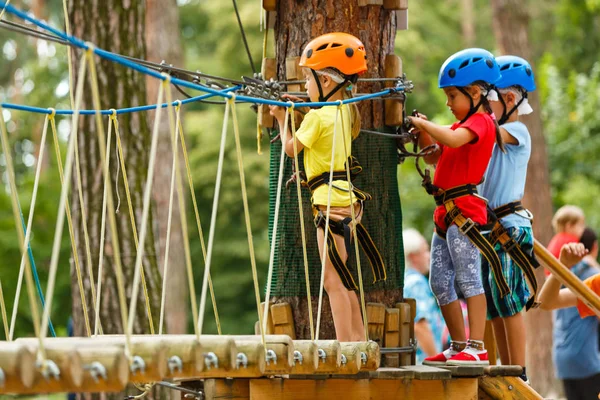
[185,365,543,400]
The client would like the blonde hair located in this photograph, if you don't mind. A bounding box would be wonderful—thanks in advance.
[552,205,585,233]
[316,68,361,140]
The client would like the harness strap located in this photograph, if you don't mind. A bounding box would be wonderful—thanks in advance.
[488,201,541,310]
[439,200,510,298]
[434,183,480,206]
[314,208,386,291]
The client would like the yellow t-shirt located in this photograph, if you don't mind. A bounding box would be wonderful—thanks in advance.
[295,105,354,207]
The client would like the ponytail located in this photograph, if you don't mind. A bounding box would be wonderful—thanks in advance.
[482,96,505,153]
[342,80,361,139]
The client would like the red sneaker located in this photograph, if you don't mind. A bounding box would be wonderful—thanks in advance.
[423,347,459,366]
[446,346,489,366]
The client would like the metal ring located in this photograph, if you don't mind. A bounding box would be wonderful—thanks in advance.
[360,352,367,366]
[318,349,327,363]
[204,352,219,370]
[130,356,146,375]
[85,361,107,383]
[168,355,183,374]
[265,349,277,366]
[340,354,347,366]
[236,352,248,369]
[293,350,303,366]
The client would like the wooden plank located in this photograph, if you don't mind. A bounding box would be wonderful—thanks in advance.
[271,302,296,339]
[402,365,452,380]
[259,302,274,334]
[204,378,250,400]
[404,297,417,365]
[484,365,523,377]
[285,56,302,93]
[383,307,400,367]
[384,54,403,126]
[258,60,276,129]
[367,303,386,344]
[478,376,543,400]
[249,377,477,400]
[384,0,408,9]
[369,367,415,379]
[397,302,412,366]
[440,365,485,377]
[484,321,497,365]
[262,0,277,12]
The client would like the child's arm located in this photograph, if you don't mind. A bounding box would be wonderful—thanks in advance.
[269,102,305,158]
[499,127,519,145]
[408,116,476,149]
[539,243,588,311]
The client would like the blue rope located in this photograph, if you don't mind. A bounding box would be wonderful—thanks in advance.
[1,86,240,116]
[0,1,401,109]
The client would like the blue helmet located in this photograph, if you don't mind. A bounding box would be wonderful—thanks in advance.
[438,48,501,88]
[494,55,536,92]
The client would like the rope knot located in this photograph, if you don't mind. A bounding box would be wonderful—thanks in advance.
[47,107,56,118]
[160,72,171,84]
[336,100,343,106]
[174,99,182,110]
[109,108,117,118]
[84,42,96,57]
[228,93,237,103]
[287,101,295,112]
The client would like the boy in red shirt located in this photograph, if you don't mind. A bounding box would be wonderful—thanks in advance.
[547,205,585,258]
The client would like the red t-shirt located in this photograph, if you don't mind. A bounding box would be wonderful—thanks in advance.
[547,233,580,259]
[433,113,496,230]
[577,274,600,318]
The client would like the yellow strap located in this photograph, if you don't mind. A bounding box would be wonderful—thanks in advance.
[111,113,155,335]
[85,46,133,356]
[0,0,11,21]
[176,116,221,336]
[230,96,267,353]
[289,106,315,340]
[338,104,369,341]
[316,103,342,340]
[0,280,8,340]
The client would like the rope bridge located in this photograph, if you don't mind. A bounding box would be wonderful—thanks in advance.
[0,1,414,395]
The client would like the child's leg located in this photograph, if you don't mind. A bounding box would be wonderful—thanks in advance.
[503,312,526,366]
[429,232,466,342]
[446,225,486,341]
[491,318,510,364]
[317,227,363,342]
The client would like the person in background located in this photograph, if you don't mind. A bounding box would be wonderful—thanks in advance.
[547,205,586,259]
[403,228,444,364]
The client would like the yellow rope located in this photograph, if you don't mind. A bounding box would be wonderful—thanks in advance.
[62,0,74,108]
[126,76,169,339]
[38,52,88,361]
[0,104,42,351]
[111,112,155,335]
[197,100,230,335]
[339,105,369,341]
[176,116,222,336]
[230,97,267,352]
[93,112,115,336]
[85,46,133,356]
[315,103,342,340]
[262,107,289,337]
[256,10,270,155]
[0,0,11,21]
[9,113,50,341]
[0,280,8,340]
[289,107,315,340]
[48,113,92,338]
[158,101,182,335]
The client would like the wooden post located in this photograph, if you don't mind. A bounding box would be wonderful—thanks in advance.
[404,297,417,365]
[258,59,276,129]
[75,346,129,393]
[194,336,238,377]
[383,308,400,367]
[0,343,35,393]
[336,343,361,375]
[366,303,386,345]
[383,0,408,9]
[224,341,266,378]
[262,0,277,12]
[384,54,404,126]
[271,302,296,339]
[21,347,83,394]
[285,56,302,93]
[162,335,204,379]
[314,340,342,374]
[358,0,384,5]
[396,302,412,366]
[479,375,543,400]
[484,321,497,365]
[290,340,319,375]
[232,335,294,375]
[354,341,380,371]
[203,379,250,400]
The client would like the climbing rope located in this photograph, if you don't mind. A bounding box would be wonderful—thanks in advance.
[0,0,10,20]
[0,281,7,339]
[289,106,315,341]
[315,103,342,340]
[176,115,222,336]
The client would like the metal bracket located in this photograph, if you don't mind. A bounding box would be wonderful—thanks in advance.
[293,350,303,366]
[84,361,107,382]
[37,359,60,381]
[130,356,146,375]
[0,367,5,388]
[236,352,248,369]
[360,352,367,366]
[265,349,277,365]
[168,355,183,374]
[340,354,347,366]
[318,349,327,363]
[204,352,219,370]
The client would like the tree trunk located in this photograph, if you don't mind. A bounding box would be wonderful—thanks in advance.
[460,0,475,47]
[271,1,404,339]
[69,0,162,397]
[145,0,187,335]
[490,0,559,396]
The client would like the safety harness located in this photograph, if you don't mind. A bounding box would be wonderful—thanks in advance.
[308,156,386,291]
[485,201,541,310]
[428,182,510,298]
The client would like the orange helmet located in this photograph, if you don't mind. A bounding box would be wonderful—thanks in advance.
[299,32,367,76]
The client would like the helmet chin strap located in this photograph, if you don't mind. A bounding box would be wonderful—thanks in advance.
[497,89,527,125]
[457,86,485,124]
[311,69,350,103]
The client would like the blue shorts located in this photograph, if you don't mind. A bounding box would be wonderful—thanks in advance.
[481,227,533,319]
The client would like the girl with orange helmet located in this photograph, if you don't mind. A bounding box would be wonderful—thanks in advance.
[269,32,385,341]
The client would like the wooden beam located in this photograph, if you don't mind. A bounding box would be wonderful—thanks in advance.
[478,375,543,400]
[397,302,412,365]
[384,54,403,126]
[383,307,400,367]
[336,342,361,375]
[248,377,477,400]
[271,303,296,339]
[383,0,408,9]
[258,60,276,130]
[366,303,386,344]
[0,342,35,393]
[314,340,342,374]
[290,340,319,375]
[204,378,250,400]
[262,0,277,12]
[404,297,417,365]
[534,240,600,317]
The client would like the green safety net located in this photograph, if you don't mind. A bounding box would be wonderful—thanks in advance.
[267,128,404,297]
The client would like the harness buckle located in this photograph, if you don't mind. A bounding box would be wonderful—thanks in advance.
[459,218,476,235]
[501,238,518,253]
[313,210,325,229]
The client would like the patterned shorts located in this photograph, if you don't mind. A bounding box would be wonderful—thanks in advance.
[481,226,533,319]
